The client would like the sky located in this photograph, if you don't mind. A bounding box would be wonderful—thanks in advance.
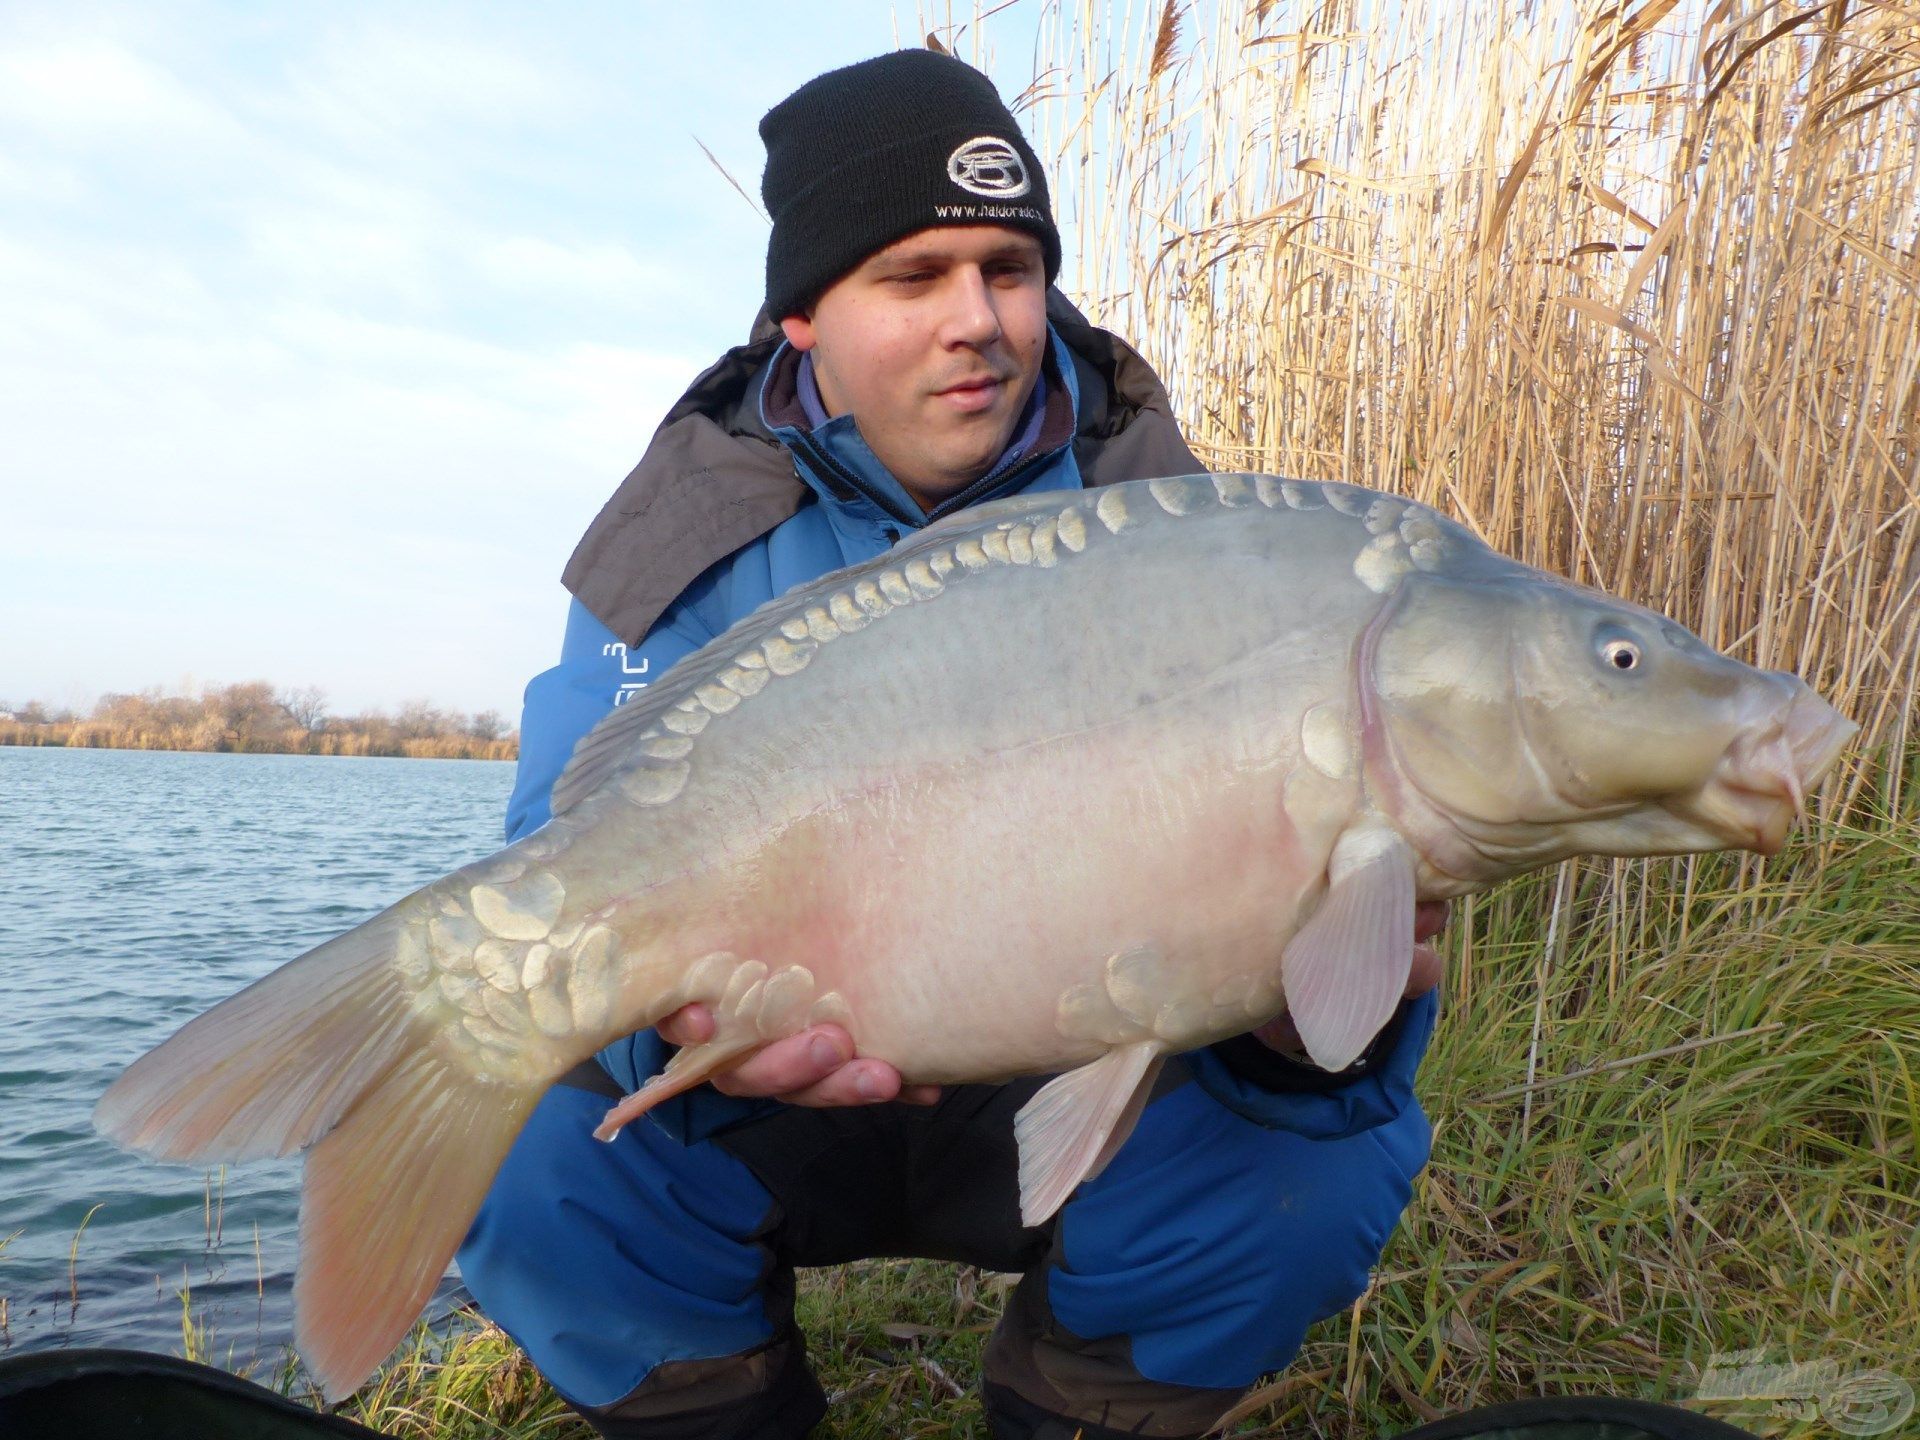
[0,0,1050,720]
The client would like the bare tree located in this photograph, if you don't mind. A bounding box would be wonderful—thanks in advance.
[279,685,330,733]
[393,699,449,741]
[212,681,284,750]
[466,709,508,742]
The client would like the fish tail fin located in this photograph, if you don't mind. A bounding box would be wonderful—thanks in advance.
[93,902,421,1162]
[296,1048,537,1400]
[94,894,547,1399]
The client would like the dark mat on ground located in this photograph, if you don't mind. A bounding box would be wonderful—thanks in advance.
[0,1347,1772,1440]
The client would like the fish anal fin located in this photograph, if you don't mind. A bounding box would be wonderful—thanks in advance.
[296,1050,539,1401]
[1281,821,1415,1072]
[592,1036,763,1142]
[1014,1042,1164,1227]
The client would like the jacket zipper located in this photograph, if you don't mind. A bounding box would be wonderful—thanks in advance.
[789,433,920,528]
[926,444,1064,523]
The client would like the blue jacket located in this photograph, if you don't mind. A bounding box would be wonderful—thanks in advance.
[509,299,1427,1143]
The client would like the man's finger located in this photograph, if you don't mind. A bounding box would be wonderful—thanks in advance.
[655,1017,939,1107]
[1405,941,1443,998]
[772,1064,941,1108]
[707,1025,851,1097]
[1414,901,1449,944]
[656,1003,716,1049]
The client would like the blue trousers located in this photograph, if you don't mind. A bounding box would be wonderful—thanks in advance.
[457,1046,1431,1434]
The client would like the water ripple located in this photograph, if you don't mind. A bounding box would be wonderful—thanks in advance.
[0,747,511,1360]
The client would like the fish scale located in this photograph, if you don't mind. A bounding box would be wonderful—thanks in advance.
[93,474,1855,1402]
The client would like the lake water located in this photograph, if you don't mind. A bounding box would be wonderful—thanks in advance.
[0,746,513,1368]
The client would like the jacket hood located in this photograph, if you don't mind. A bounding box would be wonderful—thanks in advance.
[561,290,1203,648]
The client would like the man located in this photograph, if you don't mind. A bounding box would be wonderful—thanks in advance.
[459,49,1442,1440]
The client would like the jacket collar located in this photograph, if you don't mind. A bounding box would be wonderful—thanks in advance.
[560,289,1203,647]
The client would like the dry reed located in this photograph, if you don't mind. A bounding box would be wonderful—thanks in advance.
[1001,0,1917,816]
[0,721,517,761]
[0,682,517,760]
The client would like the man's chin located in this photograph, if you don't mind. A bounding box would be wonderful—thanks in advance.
[898,457,1003,512]
[918,446,1012,495]
[890,414,1026,510]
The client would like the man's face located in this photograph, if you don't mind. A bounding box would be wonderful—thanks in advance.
[780,225,1049,514]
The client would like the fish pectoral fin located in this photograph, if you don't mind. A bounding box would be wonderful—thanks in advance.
[592,1035,763,1142]
[1281,820,1416,1072]
[1014,1042,1164,1227]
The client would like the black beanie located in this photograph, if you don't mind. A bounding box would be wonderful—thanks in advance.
[759,50,1061,319]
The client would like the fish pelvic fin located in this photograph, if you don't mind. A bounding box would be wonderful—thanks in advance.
[297,1048,538,1401]
[93,902,421,1163]
[1014,1041,1164,1227]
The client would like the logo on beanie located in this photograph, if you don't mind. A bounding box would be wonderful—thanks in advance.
[947,136,1030,198]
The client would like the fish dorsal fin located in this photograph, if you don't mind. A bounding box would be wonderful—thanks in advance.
[1014,1041,1164,1226]
[548,579,871,819]
[1281,821,1416,1071]
[548,662,711,818]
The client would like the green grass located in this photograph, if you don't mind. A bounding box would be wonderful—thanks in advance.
[216,762,1916,1439]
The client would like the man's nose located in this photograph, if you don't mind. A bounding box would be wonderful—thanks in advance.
[940,267,1003,347]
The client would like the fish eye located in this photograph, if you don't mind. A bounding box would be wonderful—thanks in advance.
[1601,638,1641,671]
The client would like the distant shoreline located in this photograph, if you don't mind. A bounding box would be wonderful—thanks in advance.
[1,682,517,762]
[0,725,517,762]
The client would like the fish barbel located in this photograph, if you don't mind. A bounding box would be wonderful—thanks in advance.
[96,474,1855,1398]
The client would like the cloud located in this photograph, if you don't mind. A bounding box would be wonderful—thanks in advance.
[0,0,983,715]
[0,38,237,145]
[471,235,675,307]
[284,17,591,144]
[0,160,700,714]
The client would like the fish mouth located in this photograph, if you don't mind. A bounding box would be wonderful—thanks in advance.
[1683,690,1857,855]
[1781,686,1858,784]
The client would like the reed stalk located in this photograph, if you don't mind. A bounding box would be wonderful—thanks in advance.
[1008,0,1917,820]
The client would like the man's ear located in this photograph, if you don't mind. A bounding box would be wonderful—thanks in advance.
[780,314,818,351]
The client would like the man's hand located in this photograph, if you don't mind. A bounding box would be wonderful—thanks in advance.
[1250,900,1448,1061]
[655,1006,941,1107]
